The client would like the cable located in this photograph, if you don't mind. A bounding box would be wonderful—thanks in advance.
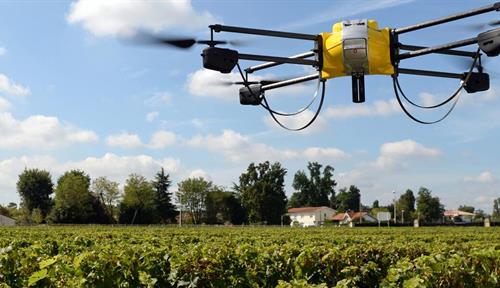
[236,62,326,131]
[262,80,326,131]
[236,63,321,117]
[395,50,480,109]
[393,48,480,124]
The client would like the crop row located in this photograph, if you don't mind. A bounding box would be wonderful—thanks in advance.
[0,227,499,287]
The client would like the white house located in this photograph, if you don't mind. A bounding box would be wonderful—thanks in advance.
[332,211,377,225]
[444,210,475,223]
[288,206,336,227]
[0,214,16,226]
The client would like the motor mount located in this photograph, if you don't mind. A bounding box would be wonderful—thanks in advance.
[202,47,238,73]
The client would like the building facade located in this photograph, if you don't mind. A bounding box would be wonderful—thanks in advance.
[288,206,337,227]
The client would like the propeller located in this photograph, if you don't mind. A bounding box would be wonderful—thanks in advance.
[126,30,245,49]
[211,75,301,87]
[461,20,500,32]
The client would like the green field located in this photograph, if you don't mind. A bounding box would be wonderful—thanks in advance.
[0,226,499,287]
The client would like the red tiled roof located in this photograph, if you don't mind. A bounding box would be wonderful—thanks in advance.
[331,211,368,221]
[288,206,331,213]
[444,210,475,217]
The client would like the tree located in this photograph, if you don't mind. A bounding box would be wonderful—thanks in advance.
[416,187,444,223]
[458,205,475,214]
[397,189,416,222]
[491,198,500,221]
[176,177,213,224]
[16,168,53,220]
[289,162,337,208]
[152,168,176,223]
[334,185,361,212]
[205,187,246,225]
[372,200,380,209]
[91,176,120,221]
[119,174,156,224]
[235,161,287,225]
[49,170,109,223]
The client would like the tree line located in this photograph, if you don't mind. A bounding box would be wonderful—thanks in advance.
[1,161,499,225]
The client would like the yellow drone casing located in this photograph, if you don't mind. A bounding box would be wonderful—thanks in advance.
[320,20,394,79]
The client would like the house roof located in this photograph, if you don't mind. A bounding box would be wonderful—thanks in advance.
[288,206,332,213]
[332,211,370,221]
[444,210,475,217]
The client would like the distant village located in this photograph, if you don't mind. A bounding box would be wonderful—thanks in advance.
[1,161,499,227]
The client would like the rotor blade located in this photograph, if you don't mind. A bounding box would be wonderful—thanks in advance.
[489,20,500,27]
[127,31,197,49]
[209,76,301,87]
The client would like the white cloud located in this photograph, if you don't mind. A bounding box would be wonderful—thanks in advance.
[264,109,328,134]
[67,0,217,37]
[0,97,11,111]
[146,111,159,122]
[186,69,312,101]
[145,92,171,107]
[186,69,250,101]
[148,130,176,149]
[106,130,176,149]
[0,74,30,97]
[188,169,211,181]
[0,112,98,149]
[464,171,496,183]
[187,129,299,163]
[187,129,348,163]
[0,153,181,204]
[0,47,6,56]
[374,139,440,170]
[325,99,399,119]
[304,147,350,161]
[106,132,143,149]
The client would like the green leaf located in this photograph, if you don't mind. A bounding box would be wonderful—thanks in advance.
[39,257,57,269]
[28,269,47,287]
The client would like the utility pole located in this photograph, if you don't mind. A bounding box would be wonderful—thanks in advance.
[393,190,397,223]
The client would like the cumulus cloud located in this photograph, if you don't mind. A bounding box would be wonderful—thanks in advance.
[106,132,143,149]
[0,74,30,97]
[0,97,11,111]
[263,109,328,134]
[325,99,399,119]
[374,139,440,170]
[186,69,252,101]
[188,169,211,181]
[67,0,217,37]
[146,111,159,122]
[187,129,347,163]
[464,171,496,183]
[147,130,176,149]
[0,112,98,149]
[0,153,181,203]
[186,69,312,101]
[0,47,6,56]
[304,147,350,161]
[106,130,176,149]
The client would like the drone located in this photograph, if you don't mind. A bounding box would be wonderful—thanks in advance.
[133,2,500,129]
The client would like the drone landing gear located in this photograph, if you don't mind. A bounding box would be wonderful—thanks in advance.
[351,73,365,103]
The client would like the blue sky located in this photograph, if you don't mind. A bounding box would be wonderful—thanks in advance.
[0,0,499,213]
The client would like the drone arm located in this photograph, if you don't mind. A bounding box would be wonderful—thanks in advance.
[397,37,477,60]
[397,68,463,79]
[394,2,500,35]
[210,24,317,41]
[238,53,317,66]
[399,44,476,58]
[261,74,319,91]
[245,51,315,73]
